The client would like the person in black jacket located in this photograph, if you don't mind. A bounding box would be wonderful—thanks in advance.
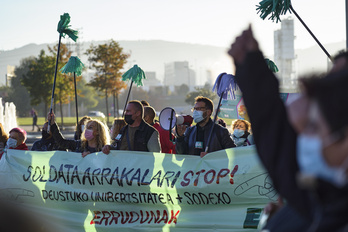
[102,100,161,154]
[48,111,110,157]
[176,96,235,157]
[228,25,348,231]
[31,122,64,151]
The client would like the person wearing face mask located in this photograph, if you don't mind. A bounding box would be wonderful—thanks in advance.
[176,96,235,157]
[102,100,161,154]
[7,128,28,151]
[229,25,348,231]
[0,126,21,160]
[48,111,110,157]
[262,49,348,229]
[31,122,64,151]
[74,116,92,140]
[230,119,254,147]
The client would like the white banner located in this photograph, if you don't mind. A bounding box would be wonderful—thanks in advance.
[0,146,275,231]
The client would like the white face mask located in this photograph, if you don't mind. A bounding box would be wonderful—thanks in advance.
[297,134,348,187]
[192,110,205,123]
[7,138,18,148]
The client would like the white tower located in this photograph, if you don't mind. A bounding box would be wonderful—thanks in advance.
[274,18,296,89]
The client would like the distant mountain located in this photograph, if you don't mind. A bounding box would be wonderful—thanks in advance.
[0,40,232,86]
[296,41,346,75]
[0,43,52,85]
[1,40,345,87]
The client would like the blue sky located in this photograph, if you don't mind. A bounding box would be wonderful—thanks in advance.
[0,0,346,56]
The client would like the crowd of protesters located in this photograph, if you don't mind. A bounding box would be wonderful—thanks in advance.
[2,28,348,230]
[0,95,259,158]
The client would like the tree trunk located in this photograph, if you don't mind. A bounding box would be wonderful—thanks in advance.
[113,91,116,118]
[116,93,119,118]
[105,88,109,125]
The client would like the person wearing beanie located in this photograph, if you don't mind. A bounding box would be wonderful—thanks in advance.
[0,127,29,159]
[7,127,28,151]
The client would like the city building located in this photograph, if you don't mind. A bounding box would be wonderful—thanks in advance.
[141,71,161,91]
[164,61,196,91]
[6,65,15,87]
[274,18,297,90]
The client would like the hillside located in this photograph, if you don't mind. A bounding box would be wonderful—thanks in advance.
[1,39,346,87]
[0,40,232,86]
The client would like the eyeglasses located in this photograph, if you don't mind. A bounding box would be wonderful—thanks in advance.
[191,107,206,112]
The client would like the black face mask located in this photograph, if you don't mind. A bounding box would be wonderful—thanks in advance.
[124,114,135,125]
[42,130,50,140]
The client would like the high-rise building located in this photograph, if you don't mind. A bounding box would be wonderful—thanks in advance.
[164,61,196,90]
[6,65,15,87]
[142,71,161,91]
[274,18,296,89]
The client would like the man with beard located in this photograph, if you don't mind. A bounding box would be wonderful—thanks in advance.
[102,100,161,154]
[176,96,235,157]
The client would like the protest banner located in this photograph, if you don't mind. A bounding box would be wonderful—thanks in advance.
[0,146,275,231]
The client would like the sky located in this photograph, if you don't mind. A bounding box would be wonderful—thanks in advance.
[0,0,346,57]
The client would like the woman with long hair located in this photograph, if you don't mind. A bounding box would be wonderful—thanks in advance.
[110,118,126,144]
[47,112,110,157]
[74,116,92,140]
[0,123,8,151]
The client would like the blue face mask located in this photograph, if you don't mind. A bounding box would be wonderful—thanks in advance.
[233,129,245,138]
[297,134,347,187]
[192,110,205,124]
[7,138,18,148]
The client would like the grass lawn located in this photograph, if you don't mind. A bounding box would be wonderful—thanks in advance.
[17,117,107,126]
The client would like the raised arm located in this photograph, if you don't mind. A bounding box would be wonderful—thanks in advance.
[228,26,309,215]
[48,112,80,152]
